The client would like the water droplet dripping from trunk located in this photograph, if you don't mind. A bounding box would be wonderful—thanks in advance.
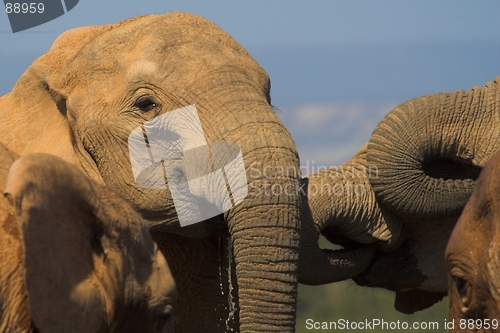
[226,236,236,332]
[217,236,238,332]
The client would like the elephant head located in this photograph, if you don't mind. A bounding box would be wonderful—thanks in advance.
[446,148,500,332]
[300,77,500,313]
[0,152,176,332]
[0,13,301,332]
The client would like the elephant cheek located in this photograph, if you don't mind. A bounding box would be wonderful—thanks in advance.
[416,254,449,293]
[72,280,108,314]
[29,278,108,333]
[125,105,246,230]
[447,288,463,320]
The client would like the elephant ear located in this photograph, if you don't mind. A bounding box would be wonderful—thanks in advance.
[0,21,134,181]
[0,17,148,182]
[0,26,101,160]
[4,153,110,333]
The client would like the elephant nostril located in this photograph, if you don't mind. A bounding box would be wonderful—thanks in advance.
[422,156,482,181]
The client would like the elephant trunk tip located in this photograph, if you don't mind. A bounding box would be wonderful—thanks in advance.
[299,244,376,285]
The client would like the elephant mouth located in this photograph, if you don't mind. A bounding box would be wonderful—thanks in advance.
[147,212,229,238]
[322,230,383,254]
[354,270,446,313]
[351,244,427,292]
[353,272,410,292]
[141,209,182,231]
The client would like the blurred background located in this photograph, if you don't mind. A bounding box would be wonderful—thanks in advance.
[1,1,499,331]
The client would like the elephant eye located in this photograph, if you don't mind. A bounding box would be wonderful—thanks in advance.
[135,96,158,112]
[453,276,471,310]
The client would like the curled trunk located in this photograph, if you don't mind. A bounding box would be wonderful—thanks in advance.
[299,145,404,285]
[368,77,500,219]
[299,77,500,305]
[345,77,500,310]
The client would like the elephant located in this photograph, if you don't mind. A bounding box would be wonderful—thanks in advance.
[0,147,176,332]
[446,148,500,332]
[0,12,358,332]
[298,77,500,314]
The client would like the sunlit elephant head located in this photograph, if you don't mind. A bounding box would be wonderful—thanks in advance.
[0,13,301,332]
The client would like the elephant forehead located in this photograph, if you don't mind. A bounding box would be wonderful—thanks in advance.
[71,13,263,72]
[126,60,160,81]
[54,12,267,92]
[77,13,244,63]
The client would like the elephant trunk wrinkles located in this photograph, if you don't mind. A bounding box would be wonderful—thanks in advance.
[367,77,500,220]
[191,78,301,332]
[298,145,403,285]
[226,146,300,332]
[229,192,299,332]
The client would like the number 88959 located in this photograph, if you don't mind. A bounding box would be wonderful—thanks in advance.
[5,3,45,14]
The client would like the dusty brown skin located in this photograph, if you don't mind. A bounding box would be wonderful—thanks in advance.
[0,12,337,332]
[300,78,500,314]
[0,150,176,332]
[446,149,500,332]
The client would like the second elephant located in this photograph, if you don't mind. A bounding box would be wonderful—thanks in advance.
[446,148,500,332]
[0,149,176,332]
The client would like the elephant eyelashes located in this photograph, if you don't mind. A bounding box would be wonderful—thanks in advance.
[453,276,471,309]
[135,96,158,112]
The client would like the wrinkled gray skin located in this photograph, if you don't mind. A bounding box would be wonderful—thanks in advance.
[300,77,500,314]
[0,148,176,333]
[446,149,500,332]
[0,12,358,333]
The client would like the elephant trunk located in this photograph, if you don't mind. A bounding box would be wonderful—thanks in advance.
[224,121,300,332]
[189,72,301,331]
[228,179,299,331]
[367,77,500,220]
[299,145,403,285]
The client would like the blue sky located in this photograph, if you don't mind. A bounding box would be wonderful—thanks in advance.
[1,1,499,51]
[1,1,499,166]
